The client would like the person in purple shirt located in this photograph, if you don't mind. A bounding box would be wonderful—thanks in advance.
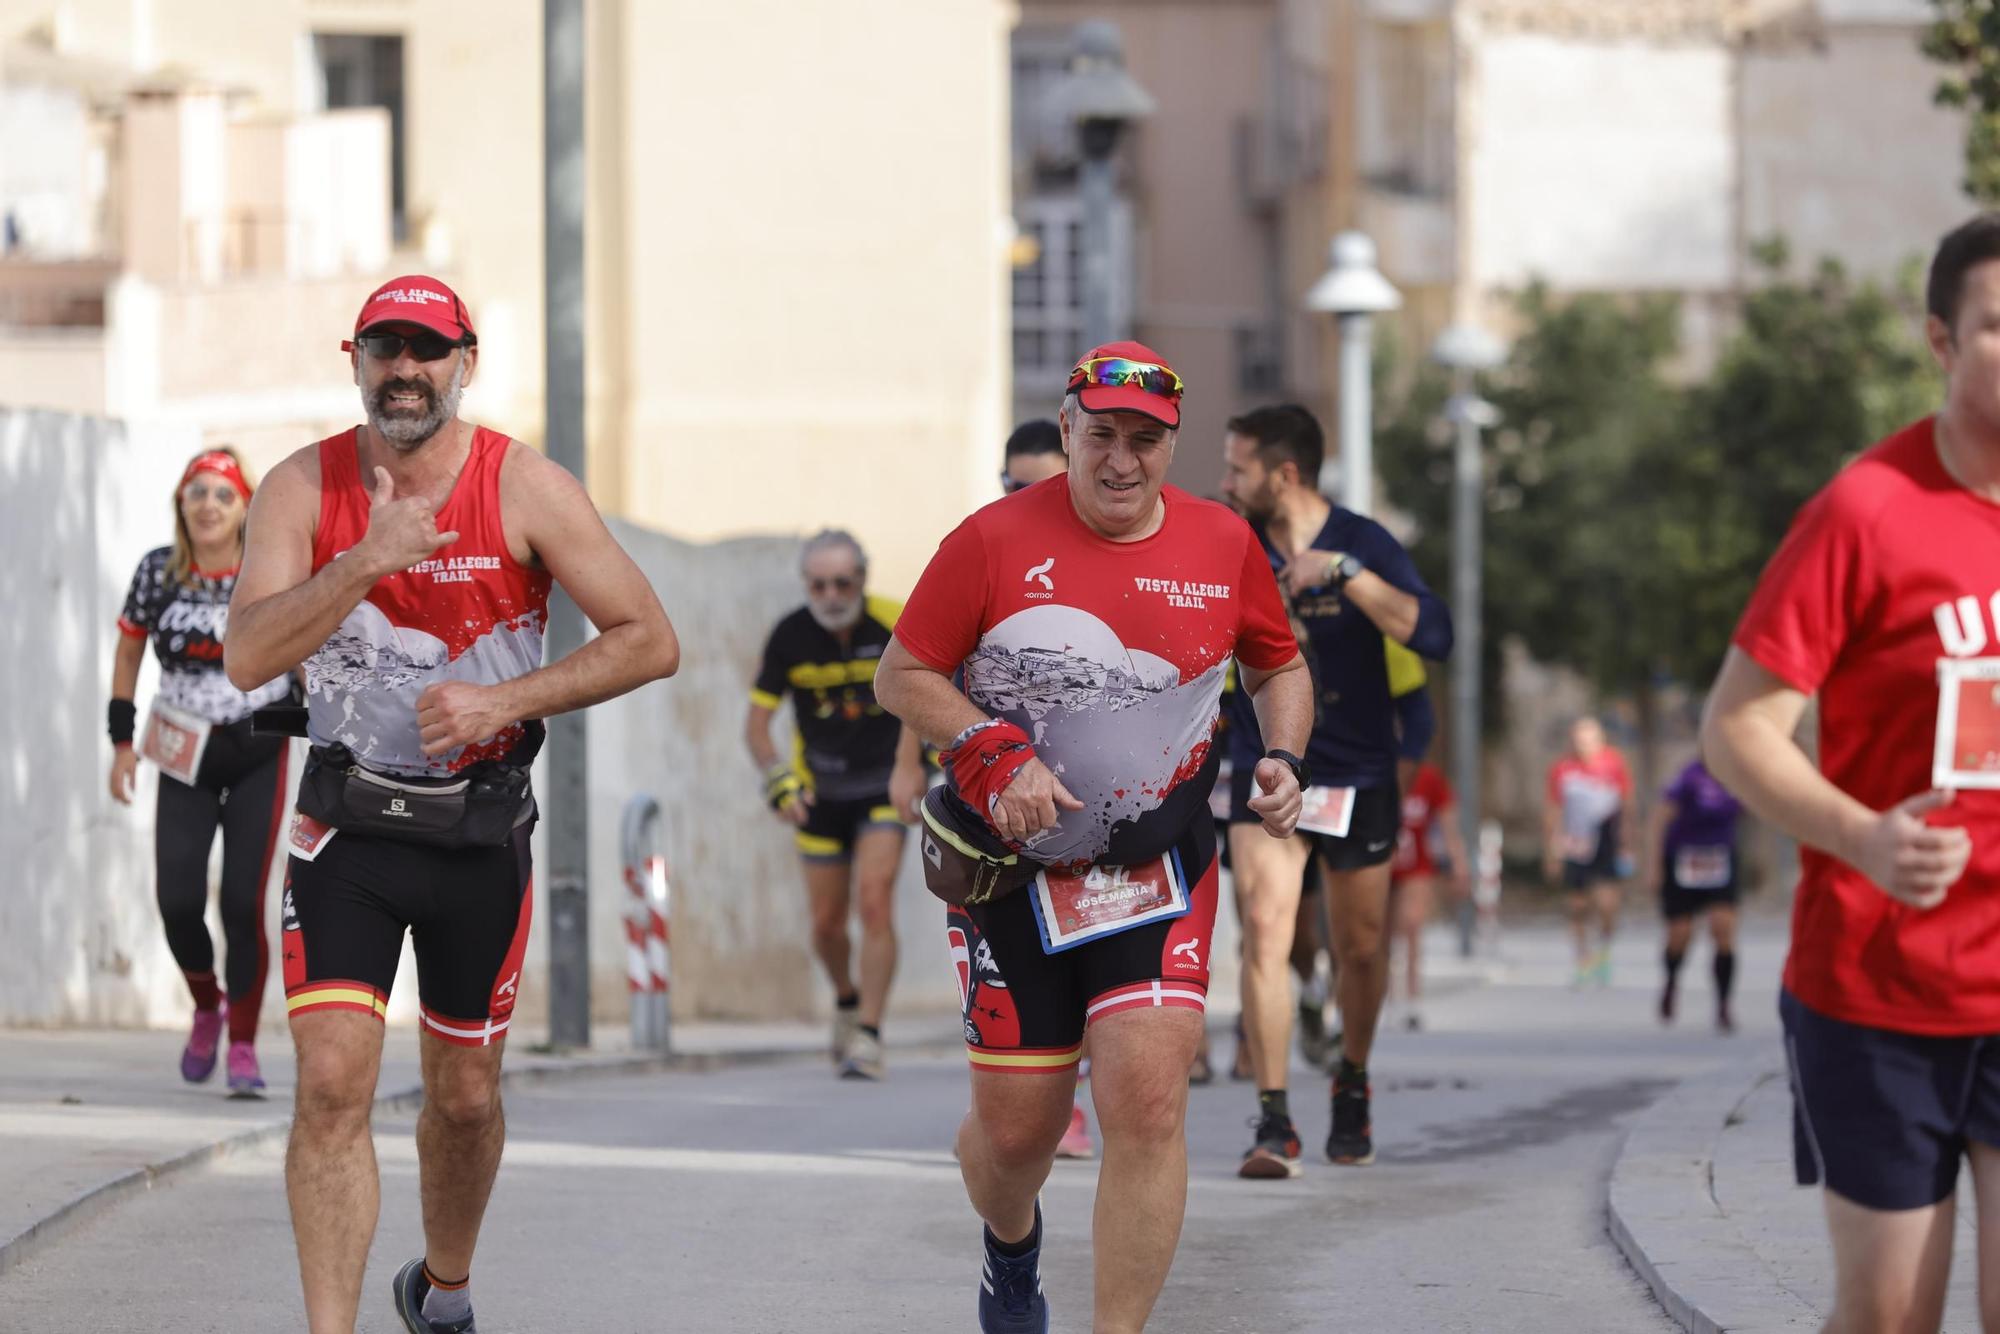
[1645,757,1745,1031]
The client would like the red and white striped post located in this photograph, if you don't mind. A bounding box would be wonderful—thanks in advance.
[620,795,672,1051]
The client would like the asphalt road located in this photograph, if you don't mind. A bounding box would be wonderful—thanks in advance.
[0,924,1779,1332]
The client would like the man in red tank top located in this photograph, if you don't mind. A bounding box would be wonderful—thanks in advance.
[226,275,681,1334]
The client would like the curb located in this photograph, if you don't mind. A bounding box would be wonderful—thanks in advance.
[1606,1049,1817,1333]
[0,1039,872,1281]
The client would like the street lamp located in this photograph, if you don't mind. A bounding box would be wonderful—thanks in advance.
[1054,21,1154,352]
[1304,231,1401,515]
[1431,322,1505,958]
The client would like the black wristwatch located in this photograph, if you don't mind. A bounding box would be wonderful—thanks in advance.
[1326,551,1364,588]
[1264,748,1311,790]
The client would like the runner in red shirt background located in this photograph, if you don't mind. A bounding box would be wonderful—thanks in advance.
[876,341,1310,1334]
[1702,213,2000,1333]
[1388,758,1468,1032]
[1543,719,1635,988]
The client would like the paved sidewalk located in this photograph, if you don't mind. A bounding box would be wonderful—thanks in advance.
[1611,1044,1984,1332]
[0,1013,964,1278]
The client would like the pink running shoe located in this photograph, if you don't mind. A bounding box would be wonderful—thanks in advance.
[1055,1102,1094,1159]
[225,1041,265,1099]
[180,1006,224,1083]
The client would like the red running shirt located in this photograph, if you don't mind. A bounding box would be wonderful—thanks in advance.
[1735,418,2000,1034]
[1393,763,1454,879]
[896,478,1297,867]
[306,428,551,777]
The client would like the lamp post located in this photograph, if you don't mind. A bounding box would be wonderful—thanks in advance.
[1055,21,1154,351]
[1304,232,1400,515]
[1430,322,1505,959]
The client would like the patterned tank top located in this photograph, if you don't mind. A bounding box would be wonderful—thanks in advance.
[305,427,551,777]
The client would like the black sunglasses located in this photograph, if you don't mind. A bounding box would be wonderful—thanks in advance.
[353,331,468,363]
[808,575,858,595]
[1000,471,1029,494]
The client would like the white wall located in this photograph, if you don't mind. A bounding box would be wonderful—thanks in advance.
[0,407,228,1026]
[1468,34,1735,292]
[1741,23,1971,277]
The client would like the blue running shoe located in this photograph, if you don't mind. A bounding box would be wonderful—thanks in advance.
[978,1204,1050,1333]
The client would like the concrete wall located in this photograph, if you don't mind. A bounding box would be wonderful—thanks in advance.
[1741,22,1971,276]
[0,408,1018,1031]
[1467,33,1735,293]
[0,406,214,1026]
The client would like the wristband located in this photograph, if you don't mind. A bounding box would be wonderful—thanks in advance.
[940,718,1037,827]
[108,698,137,747]
[764,763,805,811]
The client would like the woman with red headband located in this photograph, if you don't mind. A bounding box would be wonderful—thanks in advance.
[108,448,294,1096]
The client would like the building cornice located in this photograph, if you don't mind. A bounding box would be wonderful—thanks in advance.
[1465,0,1815,43]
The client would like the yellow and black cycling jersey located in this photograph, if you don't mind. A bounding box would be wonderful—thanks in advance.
[751,596,904,801]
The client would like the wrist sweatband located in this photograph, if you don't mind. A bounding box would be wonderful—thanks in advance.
[940,718,1037,826]
[108,698,137,747]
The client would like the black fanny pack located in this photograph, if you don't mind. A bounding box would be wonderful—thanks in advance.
[296,724,541,849]
[917,787,1041,908]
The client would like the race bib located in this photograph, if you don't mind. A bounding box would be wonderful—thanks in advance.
[1297,785,1356,839]
[1030,852,1190,954]
[288,811,339,862]
[140,701,212,786]
[1934,657,2000,790]
[1673,845,1732,891]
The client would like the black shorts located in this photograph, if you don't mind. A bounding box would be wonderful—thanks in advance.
[1228,766,1399,871]
[1782,988,2000,1210]
[1562,814,1624,889]
[797,791,903,861]
[1656,844,1736,920]
[945,819,1219,1075]
[281,818,535,1047]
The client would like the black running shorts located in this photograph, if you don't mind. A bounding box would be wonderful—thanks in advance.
[1782,988,2000,1210]
[945,818,1218,1075]
[1229,766,1400,870]
[796,791,904,861]
[281,817,534,1047]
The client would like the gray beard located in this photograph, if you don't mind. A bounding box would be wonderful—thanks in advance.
[367,361,465,450]
[809,600,863,633]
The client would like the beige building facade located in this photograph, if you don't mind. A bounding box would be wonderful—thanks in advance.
[0,0,1014,594]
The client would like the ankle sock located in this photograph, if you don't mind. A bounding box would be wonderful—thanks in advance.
[858,1023,880,1041]
[1336,1057,1367,1087]
[836,992,860,1011]
[985,1216,1039,1259]
[1257,1089,1290,1122]
[420,1263,470,1323]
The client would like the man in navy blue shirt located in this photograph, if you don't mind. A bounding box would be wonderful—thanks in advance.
[1219,404,1453,1176]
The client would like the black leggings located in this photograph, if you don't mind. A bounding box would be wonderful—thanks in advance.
[154,720,289,1040]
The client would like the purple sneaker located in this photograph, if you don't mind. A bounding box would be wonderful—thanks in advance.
[181,1006,224,1083]
[225,1041,265,1099]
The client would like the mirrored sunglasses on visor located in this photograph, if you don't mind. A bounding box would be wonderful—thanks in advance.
[1067,356,1185,402]
[342,330,472,362]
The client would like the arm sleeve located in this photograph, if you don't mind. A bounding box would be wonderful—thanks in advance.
[1234,530,1300,670]
[750,625,790,710]
[117,552,157,637]
[893,519,992,672]
[1732,482,1871,694]
[1359,522,1454,661]
[1393,686,1435,763]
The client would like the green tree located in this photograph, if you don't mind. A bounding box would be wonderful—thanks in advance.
[1377,283,1684,727]
[1923,0,2000,204]
[1377,251,1937,735]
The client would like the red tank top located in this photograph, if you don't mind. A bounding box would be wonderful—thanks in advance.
[305,427,551,776]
